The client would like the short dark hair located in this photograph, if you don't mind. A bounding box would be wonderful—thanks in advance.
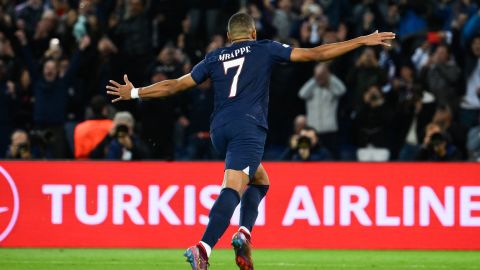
[227,12,255,38]
[90,95,107,118]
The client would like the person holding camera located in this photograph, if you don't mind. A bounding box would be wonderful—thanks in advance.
[416,123,461,161]
[6,130,34,159]
[105,111,149,160]
[284,126,332,161]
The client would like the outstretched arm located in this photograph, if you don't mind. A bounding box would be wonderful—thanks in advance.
[106,74,197,103]
[290,30,395,62]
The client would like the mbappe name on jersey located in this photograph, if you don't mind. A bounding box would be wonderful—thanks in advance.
[218,46,252,61]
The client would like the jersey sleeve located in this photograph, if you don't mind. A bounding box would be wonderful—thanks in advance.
[269,40,293,63]
[191,59,209,84]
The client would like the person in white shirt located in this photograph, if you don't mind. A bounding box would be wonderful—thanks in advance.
[298,62,346,157]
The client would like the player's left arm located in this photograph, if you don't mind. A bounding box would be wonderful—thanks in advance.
[106,73,197,103]
[290,30,396,62]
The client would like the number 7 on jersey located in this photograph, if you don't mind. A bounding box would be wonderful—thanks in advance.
[223,57,245,98]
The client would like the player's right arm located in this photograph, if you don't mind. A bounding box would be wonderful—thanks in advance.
[290,30,395,62]
[106,74,197,103]
[106,57,210,103]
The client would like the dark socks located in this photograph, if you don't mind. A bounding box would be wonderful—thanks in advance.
[240,184,269,232]
[201,188,240,248]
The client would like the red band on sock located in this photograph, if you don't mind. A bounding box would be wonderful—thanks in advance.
[239,228,252,242]
[196,243,208,260]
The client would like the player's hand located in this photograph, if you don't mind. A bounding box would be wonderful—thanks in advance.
[362,30,396,47]
[106,74,134,103]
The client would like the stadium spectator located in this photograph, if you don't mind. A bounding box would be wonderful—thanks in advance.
[244,3,276,40]
[293,114,307,136]
[74,95,113,159]
[298,62,345,157]
[279,115,306,160]
[110,0,152,84]
[419,44,461,110]
[431,104,468,158]
[416,124,461,161]
[290,127,332,161]
[6,129,33,159]
[0,0,478,162]
[182,79,216,160]
[459,35,480,129]
[296,2,326,47]
[269,0,297,42]
[106,111,149,160]
[0,77,16,158]
[347,48,387,111]
[353,84,394,161]
[16,29,90,158]
[282,125,332,161]
[14,0,45,37]
[139,70,181,160]
[395,88,437,161]
[467,119,480,161]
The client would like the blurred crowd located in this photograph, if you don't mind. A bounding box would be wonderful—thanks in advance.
[0,0,480,162]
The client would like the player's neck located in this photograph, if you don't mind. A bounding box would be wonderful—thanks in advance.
[230,37,254,44]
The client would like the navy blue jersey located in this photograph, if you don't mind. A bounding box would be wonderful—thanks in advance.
[190,40,292,131]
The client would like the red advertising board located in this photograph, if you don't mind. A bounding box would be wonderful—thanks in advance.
[0,162,479,249]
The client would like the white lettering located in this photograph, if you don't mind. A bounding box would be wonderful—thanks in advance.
[403,186,415,226]
[42,184,72,224]
[113,185,145,225]
[282,186,320,226]
[323,186,335,226]
[184,185,196,225]
[376,186,400,226]
[460,186,480,226]
[340,186,372,226]
[219,46,252,62]
[75,185,108,225]
[419,186,454,226]
[148,185,180,225]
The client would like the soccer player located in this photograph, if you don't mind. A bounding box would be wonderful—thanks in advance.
[106,12,395,270]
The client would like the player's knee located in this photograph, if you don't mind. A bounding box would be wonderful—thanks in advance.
[252,166,270,185]
[223,169,249,192]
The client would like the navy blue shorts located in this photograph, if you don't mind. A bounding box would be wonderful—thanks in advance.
[211,121,267,179]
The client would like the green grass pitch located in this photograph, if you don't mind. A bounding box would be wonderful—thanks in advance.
[0,248,479,270]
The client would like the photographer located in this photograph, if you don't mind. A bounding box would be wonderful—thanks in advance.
[6,130,34,159]
[288,127,332,161]
[417,124,461,161]
[105,112,149,161]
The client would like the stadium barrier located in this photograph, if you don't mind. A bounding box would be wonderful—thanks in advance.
[0,162,479,250]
